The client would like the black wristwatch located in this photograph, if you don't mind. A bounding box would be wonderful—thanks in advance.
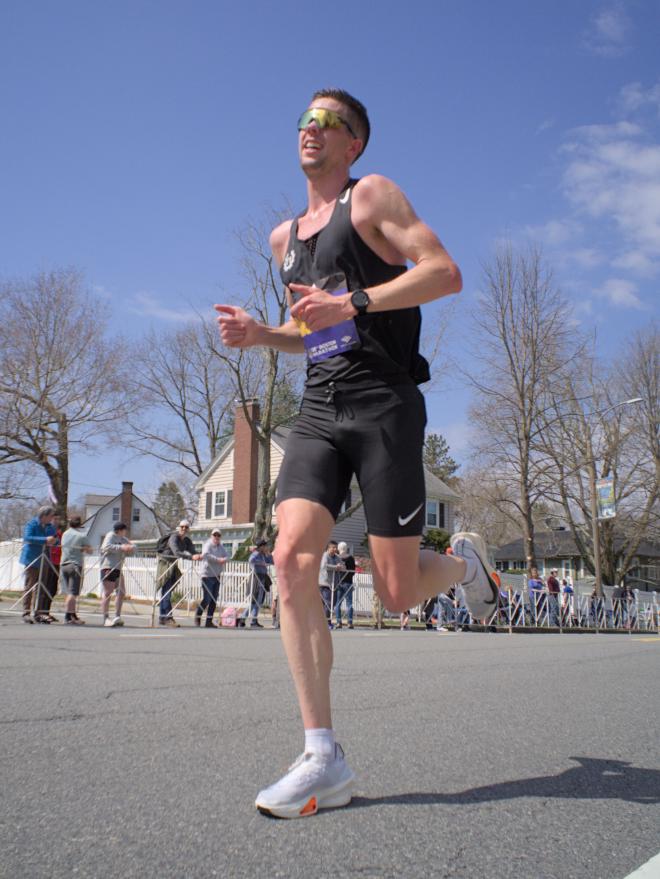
[350,288,370,316]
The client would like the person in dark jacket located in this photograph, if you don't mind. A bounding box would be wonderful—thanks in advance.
[156,520,200,627]
[19,506,56,623]
[243,539,274,628]
[334,542,356,629]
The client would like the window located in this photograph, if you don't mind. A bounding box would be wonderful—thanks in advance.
[425,501,445,529]
[339,488,353,515]
[213,490,233,519]
[112,507,120,521]
[132,507,141,523]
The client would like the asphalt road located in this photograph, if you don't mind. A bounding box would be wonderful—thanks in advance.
[1,615,658,879]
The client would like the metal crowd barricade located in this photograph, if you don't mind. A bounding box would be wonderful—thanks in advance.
[2,537,659,633]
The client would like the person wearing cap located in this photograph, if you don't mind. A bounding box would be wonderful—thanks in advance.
[60,515,93,625]
[156,520,201,627]
[546,568,561,627]
[99,522,135,627]
[334,542,355,629]
[527,566,545,626]
[196,528,228,628]
[244,539,273,628]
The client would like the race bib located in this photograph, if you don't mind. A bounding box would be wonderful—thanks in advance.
[292,273,361,363]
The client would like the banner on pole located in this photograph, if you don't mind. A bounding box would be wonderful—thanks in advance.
[596,477,616,519]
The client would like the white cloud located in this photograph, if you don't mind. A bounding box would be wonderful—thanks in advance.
[536,117,556,135]
[596,278,643,308]
[523,219,582,247]
[561,122,660,277]
[129,292,191,322]
[584,3,632,56]
[612,249,657,276]
[618,81,660,117]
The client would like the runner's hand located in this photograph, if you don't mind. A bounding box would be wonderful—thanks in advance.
[289,284,353,331]
[215,305,261,348]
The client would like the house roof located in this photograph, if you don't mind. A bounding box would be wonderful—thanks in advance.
[82,489,165,531]
[194,425,292,490]
[424,469,461,501]
[495,530,660,561]
[84,494,115,506]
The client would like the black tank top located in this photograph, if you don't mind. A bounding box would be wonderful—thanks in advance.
[279,178,430,390]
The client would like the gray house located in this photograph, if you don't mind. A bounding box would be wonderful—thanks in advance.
[494,530,660,590]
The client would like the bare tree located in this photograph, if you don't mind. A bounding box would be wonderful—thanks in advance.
[537,326,659,586]
[0,269,129,517]
[128,320,235,477]
[210,212,305,541]
[464,245,579,573]
[455,462,560,549]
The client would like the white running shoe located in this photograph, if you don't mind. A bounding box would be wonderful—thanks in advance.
[112,617,124,627]
[104,617,113,627]
[450,532,499,620]
[255,743,355,819]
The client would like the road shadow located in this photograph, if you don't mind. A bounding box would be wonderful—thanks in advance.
[350,757,660,809]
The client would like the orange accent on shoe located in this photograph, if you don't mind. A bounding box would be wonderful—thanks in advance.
[299,796,317,816]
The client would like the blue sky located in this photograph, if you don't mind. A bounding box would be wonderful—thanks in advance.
[1,0,658,503]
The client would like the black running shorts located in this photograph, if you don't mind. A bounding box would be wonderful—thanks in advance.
[276,383,427,537]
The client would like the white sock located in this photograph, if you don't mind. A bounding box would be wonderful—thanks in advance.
[305,728,335,759]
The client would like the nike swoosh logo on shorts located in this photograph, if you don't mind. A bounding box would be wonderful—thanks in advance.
[398,503,424,527]
[339,189,350,204]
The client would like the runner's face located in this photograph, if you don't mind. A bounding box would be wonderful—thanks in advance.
[298,99,357,174]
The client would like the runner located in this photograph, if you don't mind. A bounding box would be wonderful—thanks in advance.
[216,88,498,818]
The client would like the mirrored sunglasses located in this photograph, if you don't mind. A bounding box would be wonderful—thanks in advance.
[297,108,357,139]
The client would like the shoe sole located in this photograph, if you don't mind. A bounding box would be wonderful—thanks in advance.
[451,531,499,620]
[255,773,355,819]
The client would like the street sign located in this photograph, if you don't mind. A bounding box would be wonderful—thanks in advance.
[596,477,616,519]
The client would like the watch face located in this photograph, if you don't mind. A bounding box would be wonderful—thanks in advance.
[352,289,369,310]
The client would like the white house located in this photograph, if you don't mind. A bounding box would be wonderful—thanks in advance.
[194,401,460,557]
[82,481,164,548]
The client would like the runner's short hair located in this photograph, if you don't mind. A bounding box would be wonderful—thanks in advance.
[311,88,370,160]
[68,515,82,528]
[38,505,55,518]
[114,522,127,532]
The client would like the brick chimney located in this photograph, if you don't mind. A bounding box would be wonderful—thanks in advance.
[120,481,133,535]
[232,400,259,524]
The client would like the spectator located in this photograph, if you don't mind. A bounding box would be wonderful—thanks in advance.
[561,578,574,625]
[334,541,355,629]
[546,568,561,626]
[527,566,545,625]
[35,512,62,623]
[590,587,604,626]
[60,515,93,625]
[399,609,411,630]
[196,528,228,628]
[156,520,200,627]
[422,596,436,630]
[319,540,344,628]
[19,505,56,624]
[100,522,135,627]
[271,574,280,629]
[434,593,454,631]
[244,539,273,628]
